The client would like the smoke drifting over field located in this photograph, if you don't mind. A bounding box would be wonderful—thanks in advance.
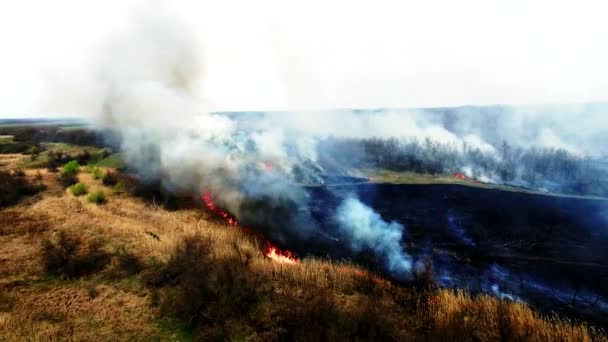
[335,197,412,279]
[58,7,607,278]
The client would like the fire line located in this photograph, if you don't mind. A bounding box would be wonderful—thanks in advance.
[202,190,299,264]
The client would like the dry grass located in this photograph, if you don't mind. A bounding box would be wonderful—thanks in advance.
[0,164,605,341]
[0,284,157,341]
[429,290,605,341]
[0,154,24,171]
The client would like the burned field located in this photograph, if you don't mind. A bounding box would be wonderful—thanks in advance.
[302,182,608,327]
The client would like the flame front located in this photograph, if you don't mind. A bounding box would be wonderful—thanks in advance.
[202,191,238,225]
[202,190,299,264]
[265,242,298,264]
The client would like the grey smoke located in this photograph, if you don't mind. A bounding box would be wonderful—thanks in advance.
[335,197,412,279]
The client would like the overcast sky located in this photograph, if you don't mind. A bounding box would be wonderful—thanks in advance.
[1,0,607,117]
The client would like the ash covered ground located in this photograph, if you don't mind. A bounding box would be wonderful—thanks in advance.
[300,182,608,327]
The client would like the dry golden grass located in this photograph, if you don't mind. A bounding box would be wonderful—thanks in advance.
[0,284,157,341]
[0,154,24,171]
[0,164,605,341]
[429,290,606,341]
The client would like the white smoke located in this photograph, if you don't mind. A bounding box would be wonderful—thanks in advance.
[334,197,412,279]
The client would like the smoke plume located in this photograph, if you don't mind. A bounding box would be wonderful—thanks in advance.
[335,197,412,279]
[48,5,608,278]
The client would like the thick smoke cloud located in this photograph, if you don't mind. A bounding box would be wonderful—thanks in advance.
[52,6,608,278]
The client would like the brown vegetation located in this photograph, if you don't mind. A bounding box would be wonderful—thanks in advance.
[0,163,605,341]
[0,170,45,207]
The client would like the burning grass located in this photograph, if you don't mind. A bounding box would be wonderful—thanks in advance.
[0,164,605,341]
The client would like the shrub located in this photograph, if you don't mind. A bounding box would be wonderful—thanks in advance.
[92,167,103,180]
[69,182,88,196]
[74,150,91,165]
[112,182,125,194]
[62,160,80,175]
[58,172,78,188]
[87,190,106,204]
[144,236,267,328]
[46,153,60,172]
[117,249,144,276]
[0,170,45,207]
[41,231,110,278]
[102,171,118,186]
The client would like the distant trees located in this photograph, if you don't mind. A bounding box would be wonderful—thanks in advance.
[6,127,102,147]
[319,138,608,196]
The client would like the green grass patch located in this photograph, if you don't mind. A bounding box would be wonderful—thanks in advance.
[112,182,125,194]
[156,318,194,342]
[96,153,125,169]
[0,135,14,144]
[88,190,106,204]
[58,125,88,131]
[92,167,103,180]
[70,182,88,196]
[19,143,105,169]
[361,168,608,200]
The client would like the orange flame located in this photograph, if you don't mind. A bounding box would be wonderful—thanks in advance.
[202,191,238,226]
[202,189,299,264]
[265,242,299,264]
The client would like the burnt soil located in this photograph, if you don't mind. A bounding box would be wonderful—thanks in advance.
[302,183,608,327]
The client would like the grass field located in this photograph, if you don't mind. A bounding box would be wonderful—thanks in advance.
[96,153,125,169]
[0,135,14,144]
[0,157,605,340]
[0,118,87,128]
[19,143,105,169]
[362,169,608,200]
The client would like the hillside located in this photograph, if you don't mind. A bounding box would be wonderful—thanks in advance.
[0,155,606,340]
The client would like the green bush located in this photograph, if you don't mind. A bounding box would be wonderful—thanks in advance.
[58,172,78,188]
[62,160,80,176]
[70,182,88,196]
[112,182,125,194]
[92,167,103,180]
[87,190,106,204]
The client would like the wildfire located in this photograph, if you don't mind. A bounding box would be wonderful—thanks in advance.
[202,191,238,225]
[265,242,298,264]
[454,172,480,184]
[202,190,299,264]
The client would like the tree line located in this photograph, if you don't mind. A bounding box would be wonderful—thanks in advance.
[319,138,608,196]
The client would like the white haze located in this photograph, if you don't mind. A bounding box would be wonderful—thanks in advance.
[1,0,608,115]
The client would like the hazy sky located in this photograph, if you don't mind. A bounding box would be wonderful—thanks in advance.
[1,0,607,117]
